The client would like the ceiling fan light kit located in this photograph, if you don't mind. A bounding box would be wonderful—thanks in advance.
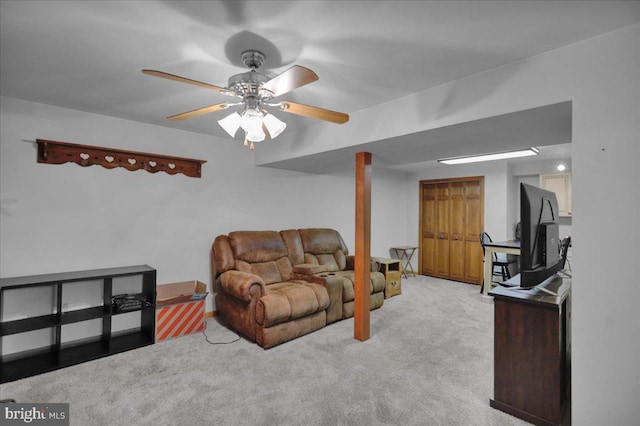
[143,49,348,150]
[262,113,287,138]
[217,112,243,137]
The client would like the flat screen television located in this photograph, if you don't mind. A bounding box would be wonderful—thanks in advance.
[520,183,563,288]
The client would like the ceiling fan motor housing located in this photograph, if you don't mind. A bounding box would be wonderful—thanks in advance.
[225,50,274,101]
[241,50,265,70]
[228,71,271,96]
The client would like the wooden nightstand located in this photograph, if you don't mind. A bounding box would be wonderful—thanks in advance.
[376,258,402,299]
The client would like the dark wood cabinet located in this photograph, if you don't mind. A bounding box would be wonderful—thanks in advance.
[0,265,156,383]
[489,275,571,426]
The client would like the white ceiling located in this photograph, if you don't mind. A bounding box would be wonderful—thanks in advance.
[262,101,573,174]
[1,1,639,169]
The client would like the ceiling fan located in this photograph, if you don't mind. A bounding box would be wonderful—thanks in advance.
[142,50,349,149]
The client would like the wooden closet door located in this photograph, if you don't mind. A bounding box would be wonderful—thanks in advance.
[419,176,484,285]
[421,184,437,276]
[449,182,466,281]
[435,183,450,278]
[464,180,484,283]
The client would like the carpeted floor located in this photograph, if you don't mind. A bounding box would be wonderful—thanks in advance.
[0,276,528,425]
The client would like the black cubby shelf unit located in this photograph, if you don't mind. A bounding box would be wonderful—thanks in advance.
[0,265,156,383]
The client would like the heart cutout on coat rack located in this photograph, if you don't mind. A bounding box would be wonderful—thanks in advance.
[105,156,114,163]
[148,161,157,167]
[128,158,137,165]
[80,153,90,160]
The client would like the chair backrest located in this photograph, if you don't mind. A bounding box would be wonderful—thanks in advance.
[560,236,571,268]
[480,231,502,262]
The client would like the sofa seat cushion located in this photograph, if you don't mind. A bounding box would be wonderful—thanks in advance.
[235,257,293,285]
[256,282,330,328]
[322,271,386,302]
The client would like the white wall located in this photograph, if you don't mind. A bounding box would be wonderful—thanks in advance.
[0,97,407,315]
[408,26,640,424]
[371,166,409,258]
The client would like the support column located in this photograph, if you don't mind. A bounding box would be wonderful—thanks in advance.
[354,152,371,341]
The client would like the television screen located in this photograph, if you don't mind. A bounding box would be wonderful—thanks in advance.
[520,183,562,288]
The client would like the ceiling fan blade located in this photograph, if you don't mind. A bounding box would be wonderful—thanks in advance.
[278,101,349,124]
[262,66,319,97]
[167,103,231,121]
[142,69,237,97]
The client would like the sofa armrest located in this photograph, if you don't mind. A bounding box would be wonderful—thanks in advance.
[345,255,354,270]
[218,270,265,302]
[293,263,329,275]
[345,255,381,272]
[294,273,343,324]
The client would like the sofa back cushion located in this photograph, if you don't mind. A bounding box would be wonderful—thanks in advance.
[280,229,305,265]
[227,231,293,285]
[298,229,348,271]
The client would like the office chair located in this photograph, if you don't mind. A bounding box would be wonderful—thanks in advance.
[558,236,572,278]
[480,231,518,285]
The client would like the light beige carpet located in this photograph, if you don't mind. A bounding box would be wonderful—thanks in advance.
[0,276,529,426]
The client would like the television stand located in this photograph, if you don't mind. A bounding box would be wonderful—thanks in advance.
[489,274,571,426]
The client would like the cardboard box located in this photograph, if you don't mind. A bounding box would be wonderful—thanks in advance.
[155,280,208,342]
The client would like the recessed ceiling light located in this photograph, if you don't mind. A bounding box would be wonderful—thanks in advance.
[438,147,539,165]
[557,163,566,171]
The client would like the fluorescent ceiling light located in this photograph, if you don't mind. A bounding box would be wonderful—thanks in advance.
[438,147,540,165]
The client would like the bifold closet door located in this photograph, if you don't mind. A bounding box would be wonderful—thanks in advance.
[420,183,437,277]
[463,179,484,284]
[435,183,451,278]
[420,177,484,285]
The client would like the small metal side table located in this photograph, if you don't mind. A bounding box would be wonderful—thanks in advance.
[390,246,418,278]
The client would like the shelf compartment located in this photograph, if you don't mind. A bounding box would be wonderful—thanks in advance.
[110,331,154,354]
[111,310,141,334]
[112,274,143,295]
[1,327,57,361]
[61,318,102,347]
[59,339,108,367]
[1,285,58,322]
[62,279,103,312]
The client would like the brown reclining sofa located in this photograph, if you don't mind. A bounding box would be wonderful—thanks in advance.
[211,228,385,348]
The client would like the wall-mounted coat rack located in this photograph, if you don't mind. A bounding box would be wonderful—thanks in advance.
[36,139,207,178]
